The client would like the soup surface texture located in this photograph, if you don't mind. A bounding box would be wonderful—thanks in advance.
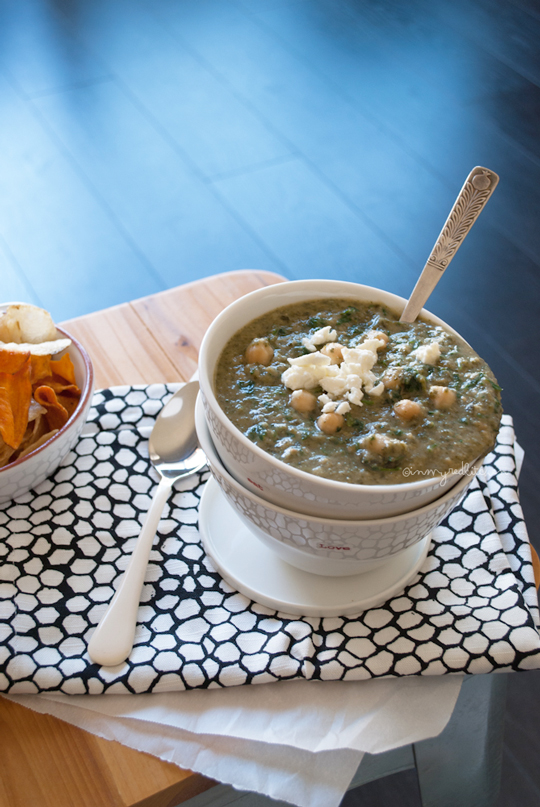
[214,299,502,485]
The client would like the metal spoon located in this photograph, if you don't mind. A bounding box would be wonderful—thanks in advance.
[88,380,207,667]
[400,166,499,323]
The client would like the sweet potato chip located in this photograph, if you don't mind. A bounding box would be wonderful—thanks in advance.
[0,435,16,468]
[31,353,81,414]
[30,354,52,385]
[38,380,80,397]
[33,385,70,431]
[0,351,30,375]
[57,393,80,418]
[50,353,77,386]
[31,352,78,389]
[0,351,32,449]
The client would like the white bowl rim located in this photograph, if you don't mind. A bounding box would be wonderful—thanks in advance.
[199,279,479,494]
[196,393,481,528]
[0,318,94,474]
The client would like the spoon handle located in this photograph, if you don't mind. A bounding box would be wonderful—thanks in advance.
[88,476,173,667]
[400,166,499,323]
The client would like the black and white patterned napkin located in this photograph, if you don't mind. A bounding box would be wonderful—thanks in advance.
[0,385,539,695]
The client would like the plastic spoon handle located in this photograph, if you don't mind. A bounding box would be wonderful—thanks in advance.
[400,166,499,323]
[88,476,173,666]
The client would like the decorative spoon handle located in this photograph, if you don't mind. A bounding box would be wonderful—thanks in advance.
[400,166,499,323]
[88,475,173,667]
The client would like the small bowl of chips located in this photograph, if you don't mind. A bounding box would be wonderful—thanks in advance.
[0,302,94,504]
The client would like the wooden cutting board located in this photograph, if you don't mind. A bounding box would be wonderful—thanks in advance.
[0,269,284,807]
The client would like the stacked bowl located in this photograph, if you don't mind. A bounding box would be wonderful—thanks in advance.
[196,280,484,579]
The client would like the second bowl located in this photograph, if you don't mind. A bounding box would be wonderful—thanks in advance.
[196,393,480,577]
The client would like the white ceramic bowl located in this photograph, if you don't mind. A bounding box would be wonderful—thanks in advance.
[0,324,94,504]
[198,279,476,519]
[196,393,481,576]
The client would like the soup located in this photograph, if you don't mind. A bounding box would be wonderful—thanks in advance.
[214,299,502,485]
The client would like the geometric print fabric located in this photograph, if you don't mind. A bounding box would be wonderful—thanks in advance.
[0,385,539,695]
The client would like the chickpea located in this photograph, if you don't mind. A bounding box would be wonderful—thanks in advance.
[317,412,344,435]
[290,389,317,413]
[362,433,407,461]
[393,399,424,421]
[320,342,344,364]
[383,368,403,390]
[429,385,456,410]
[365,433,389,454]
[245,339,274,366]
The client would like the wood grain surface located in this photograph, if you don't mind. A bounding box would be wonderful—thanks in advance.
[0,270,284,807]
[62,270,285,389]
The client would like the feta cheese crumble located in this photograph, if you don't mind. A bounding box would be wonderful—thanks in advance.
[282,333,387,407]
[411,341,441,365]
[321,400,351,415]
[302,325,338,352]
[281,326,443,417]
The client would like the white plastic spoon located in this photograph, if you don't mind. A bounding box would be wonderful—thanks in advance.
[88,381,207,667]
[400,166,499,323]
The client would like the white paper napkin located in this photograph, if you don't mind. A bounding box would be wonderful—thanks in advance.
[8,673,463,807]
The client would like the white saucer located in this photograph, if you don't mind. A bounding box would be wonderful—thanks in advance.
[198,477,432,617]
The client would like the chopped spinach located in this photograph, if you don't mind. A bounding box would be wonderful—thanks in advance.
[401,370,426,395]
[345,414,364,430]
[337,306,357,325]
[246,423,267,441]
[237,380,255,394]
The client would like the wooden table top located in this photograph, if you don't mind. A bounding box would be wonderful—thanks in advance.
[1,269,538,807]
[0,270,285,807]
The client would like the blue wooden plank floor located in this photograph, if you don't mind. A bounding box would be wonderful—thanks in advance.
[0,0,539,804]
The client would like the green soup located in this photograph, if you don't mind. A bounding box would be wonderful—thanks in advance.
[214,299,502,485]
